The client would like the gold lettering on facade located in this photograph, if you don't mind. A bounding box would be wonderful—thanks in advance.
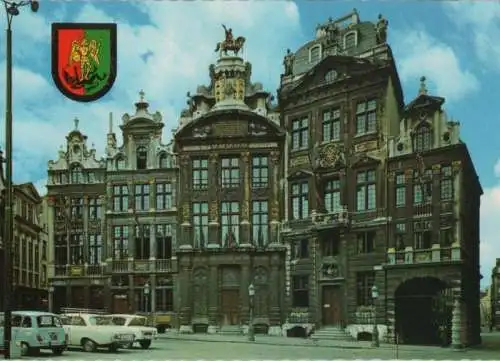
[210,201,219,221]
[182,142,278,152]
[354,140,378,153]
[289,155,309,168]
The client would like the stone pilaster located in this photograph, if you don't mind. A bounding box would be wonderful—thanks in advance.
[207,265,219,333]
[149,221,156,259]
[82,195,89,263]
[178,265,193,333]
[385,298,396,343]
[105,183,113,213]
[208,200,219,248]
[269,151,281,247]
[241,264,250,324]
[452,161,462,246]
[269,257,281,325]
[451,280,463,350]
[128,274,135,313]
[179,155,192,250]
[149,177,156,211]
[150,275,156,313]
[240,151,251,247]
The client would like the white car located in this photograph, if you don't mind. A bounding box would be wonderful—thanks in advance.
[106,314,157,349]
[60,313,135,352]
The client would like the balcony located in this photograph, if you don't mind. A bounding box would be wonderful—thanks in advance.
[311,208,349,229]
[53,264,105,277]
[386,242,462,266]
[110,259,178,274]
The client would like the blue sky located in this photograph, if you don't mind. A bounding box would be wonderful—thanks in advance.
[0,1,498,288]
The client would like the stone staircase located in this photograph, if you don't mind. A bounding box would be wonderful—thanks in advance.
[219,325,242,335]
[311,326,353,341]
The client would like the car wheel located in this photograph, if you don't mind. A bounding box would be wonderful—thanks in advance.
[82,338,97,352]
[20,342,29,356]
[109,344,119,352]
[157,326,166,334]
[124,342,133,349]
[139,340,151,349]
[52,347,65,356]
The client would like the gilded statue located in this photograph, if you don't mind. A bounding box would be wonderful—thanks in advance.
[214,24,246,57]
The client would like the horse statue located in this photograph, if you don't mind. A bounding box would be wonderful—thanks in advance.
[214,36,246,57]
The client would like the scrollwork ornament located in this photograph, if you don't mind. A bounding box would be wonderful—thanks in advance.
[270,151,280,164]
[432,164,441,175]
[240,151,250,164]
[271,200,279,220]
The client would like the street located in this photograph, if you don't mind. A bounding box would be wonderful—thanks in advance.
[26,333,500,360]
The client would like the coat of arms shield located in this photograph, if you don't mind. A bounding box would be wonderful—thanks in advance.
[51,23,117,102]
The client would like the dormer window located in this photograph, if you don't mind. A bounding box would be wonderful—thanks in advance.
[70,164,84,184]
[325,70,338,83]
[344,31,357,50]
[413,123,432,153]
[309,45,321,64]
[116,156,126,170]
[159,153,171,168]
[137,147,147,170]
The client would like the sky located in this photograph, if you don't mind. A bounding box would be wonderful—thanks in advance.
[0,0,498,288]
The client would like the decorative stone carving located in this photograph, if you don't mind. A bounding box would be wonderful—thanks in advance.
[289,155,309,168]
[253,266,268,284]
[210,201,218,221]
[248,121,267,136]
[270,200,279,220]
[193,125,212,138]
[452,160,461,173]
[404,169,413,181]
[270,151,280,164]
[209,153,218,164]
[322,263,339,278]
[240,151,250,164]
[221,267,240,287]
[432,164,441,175]
[182,203,190,222]
[180,155,190,167]
[318,143,345,168]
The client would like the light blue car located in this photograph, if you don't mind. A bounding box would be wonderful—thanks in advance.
[0,311,67,356]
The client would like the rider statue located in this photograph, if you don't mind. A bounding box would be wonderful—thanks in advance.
[222,24,233,46]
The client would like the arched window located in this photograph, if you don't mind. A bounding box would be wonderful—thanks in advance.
[70,164,84,184]
[325,69,338,83]
[116,156,126,170]
[413,124,433,153]
[309,45,321,64]
[159,153,171,169]
[344,31,357,49]
[137,146,148,170]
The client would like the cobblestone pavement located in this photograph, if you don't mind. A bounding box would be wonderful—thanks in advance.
[28,332,500,360]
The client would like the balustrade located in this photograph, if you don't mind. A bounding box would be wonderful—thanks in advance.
[387,243,462,265]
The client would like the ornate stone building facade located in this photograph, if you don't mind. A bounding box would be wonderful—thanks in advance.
[492,259,500,330]
[279,10,481,346]
[174,29,286,335]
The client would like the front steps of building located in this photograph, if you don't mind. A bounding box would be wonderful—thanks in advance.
[311,326,354,341]
[219,325,243,335]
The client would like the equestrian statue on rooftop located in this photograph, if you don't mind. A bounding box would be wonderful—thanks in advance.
[214,24,246,57]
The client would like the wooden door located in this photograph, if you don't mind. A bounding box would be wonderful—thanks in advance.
[322,286,342,326]
[221,290,240,325]
[113,294,129,314]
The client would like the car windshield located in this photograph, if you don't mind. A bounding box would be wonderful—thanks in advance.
[88,316,112,326]
[36,315,62,328]
[128,317,147,326]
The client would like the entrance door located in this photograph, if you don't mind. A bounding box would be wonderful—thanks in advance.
[220,289,240,325]
[322,286,342,326]
[113,294,129,314]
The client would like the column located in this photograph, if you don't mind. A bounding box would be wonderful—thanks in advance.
[127,224,135,271]
[451,280,463,350]
[207,265,219,333]
[452,161,462,246]
[149,177,156,211]
[179,155,192,249]
[385,298,396,343]
[179,264,193,333]
[128,275,135,313]
[240,151,251,247]
[149,222,156,260]
[150,275,157,314]
[83,196,89,270]
[208,153,220,248]
[269,259,281,325]
[84,285,90,308]
[105,182,113,214]
[240,264,250,325]
[269,150,281,247]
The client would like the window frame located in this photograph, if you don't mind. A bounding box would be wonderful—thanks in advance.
[324,179,341,213]
[413,123,432,153]
[291,117,309,150]
[395,173,406,208]
[134,184,150,211]
[322,108,341,142]
[357,231,376,254]
[134,224,150,260]
[113,185,129,212]
[221,157,240,189]
[251,155,269,189]
[88,197,101,220]
[192,158,209,190]
[136,146,148,170]
[251,200,268,247]
[292,275,309,307]
[88,234,102,265]
[356,170,376,211]
[156,183,173,210]
[156,224,173,259]
[291,181,309,220]
[221,201,240,247]
[356,271,375,306]
[112,225,129,260]
[355,99,377,136]
[192,202,209,248]
[440,166,454,201]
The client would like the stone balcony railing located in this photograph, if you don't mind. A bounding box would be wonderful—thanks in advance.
[311,208,349,227]
[110,258,178,273]
[387,242,462,265]
[52,263,106,277]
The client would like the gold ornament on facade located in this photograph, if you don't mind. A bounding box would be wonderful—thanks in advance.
[182,203,190,222]
[319,143,342,168]
[149,177,155,184]
[214,78,224,102]
[210,201,219,221]
[180,154,190,166]
[235,78,245,100]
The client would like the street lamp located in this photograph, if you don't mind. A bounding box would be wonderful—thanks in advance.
[248,283,255,341]
[371,285,379,347]
[48,286,54,313]
[144,282,150,314]
[2,2,40,358]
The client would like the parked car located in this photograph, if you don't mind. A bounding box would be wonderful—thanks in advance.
[106,314,158,349]
[60,313,134,352]
[0,311,67,356]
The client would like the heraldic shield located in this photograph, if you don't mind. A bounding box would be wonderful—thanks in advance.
[51,23,117,102]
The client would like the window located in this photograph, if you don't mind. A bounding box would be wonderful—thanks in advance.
[355,99,377,135]
[322,109,341,142]
[344,32,356,49]
[309,45,321,63]
[137,146,148,170]
[88,234,102,265]
[134,184,150,211]
[88,197,101,220]
[113,225,129,259]
[116,156,126,170]
[221,202,240,247]
[292,239,309,259]
[156,183,173,210]
[440,166,453,200]
[87,171,96,183]
[252,156,268,188]
[413,124,432,153]
[70,233,84,264]
[357,231,375,253]
[324,179,341,213]
[252,201,268,247]
[192,202,208,248]
[221,157,240,188]
[156,289,174,312]
[70,198,83,219]
[440,228,454,246]
[34,245,39,272]
[395,223,406,250]
[70,164,84,184]
[113,185,129,211]
[292,275,309,307]
[356,272,375,306]
[54,235,67,265]
[291,182,309,219]
[159,153,171,168]
[395,173,406,207]
[413,169,432,204]
[156,224,172,259]
[135,225,150,260]
[414,229,432,249]
[291,117,309,150]
[356,170,376,211]
[192,158,208,190]
[322,233,339,257]
[325,69,337,83]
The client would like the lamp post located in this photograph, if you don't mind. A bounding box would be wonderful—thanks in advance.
[371,285,379,347]
[2,2,39,358]
[248,283,255,341]
[48,286,54,313]
[144,282,150,316]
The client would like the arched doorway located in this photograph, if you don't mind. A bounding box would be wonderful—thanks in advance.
[395,277,451,345]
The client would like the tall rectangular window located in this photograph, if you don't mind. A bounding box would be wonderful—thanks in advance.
[192,202,209,248]
[221,202,240,247]
[357,231,375,254]
[113,185,129,211]
[440,166,453,200]
[395,173,406,207]
[440,227,454,246]
[155,289,174,312]
[413,169,432,204]
[70,198,83,219]
[54,235,67,265]
[291,117,309,150]
[156,224,172,259]
[88,197,101,220]
[355,99,377,135]
[70,232,84,264]
[252,201,268,247]
[356,170,376,211]
[292,275,309,307]
[252,155,268,188]
[88,234,102,265]
[192,158,208,190]
[324,179,341,213]
[322,108,341,142]
[156,183,173,210]
[135,225,150,260]
[291,182,309,219]
[134,184,150,211]
[113,225,129,259]
[291,239,309,259]
[221,157,240,188]
[414,229,432,249]
[356,272,375,306]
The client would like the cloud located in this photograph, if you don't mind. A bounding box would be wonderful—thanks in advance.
[391,29,479,102]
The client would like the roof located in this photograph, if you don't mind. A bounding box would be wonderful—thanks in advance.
[4,311,57,317]
[107,314,143,318]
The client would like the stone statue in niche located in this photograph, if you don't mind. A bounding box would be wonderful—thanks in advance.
[248,121,267,135]
[192,125,212,138]
[322,263,339,278]
[376,14,388,44]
